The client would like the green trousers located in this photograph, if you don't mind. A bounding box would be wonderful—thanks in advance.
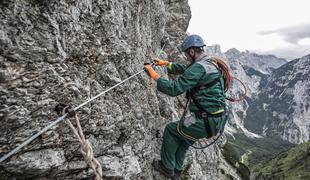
[160,116,226,171]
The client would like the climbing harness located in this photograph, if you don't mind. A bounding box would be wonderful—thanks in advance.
[0,43,167,164]
[176,57,246,149]
[177,85,227,149]
[181,92,228,149]
[176,99,227,149]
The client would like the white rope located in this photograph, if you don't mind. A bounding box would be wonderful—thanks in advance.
[73,69,144,111]
[0,114,67,163]
[66,113,103,180]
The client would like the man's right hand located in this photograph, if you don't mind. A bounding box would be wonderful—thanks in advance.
[153,58,170,66]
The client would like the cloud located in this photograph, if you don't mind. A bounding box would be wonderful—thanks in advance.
[259,23,310,44]
[256,44,310,60]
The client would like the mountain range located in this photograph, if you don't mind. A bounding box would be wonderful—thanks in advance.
[205,45,309,179]
[245,54,310,144]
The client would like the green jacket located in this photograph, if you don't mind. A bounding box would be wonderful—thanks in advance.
[157,54,226,114]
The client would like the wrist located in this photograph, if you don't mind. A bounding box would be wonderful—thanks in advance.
[167,62,172,70]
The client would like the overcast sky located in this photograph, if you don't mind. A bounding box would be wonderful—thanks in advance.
[188,0,310,60]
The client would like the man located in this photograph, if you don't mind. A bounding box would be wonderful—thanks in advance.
[144,34,228,179]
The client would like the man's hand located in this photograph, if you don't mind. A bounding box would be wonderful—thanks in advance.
[153,58,169,66]
[144,63,159,80]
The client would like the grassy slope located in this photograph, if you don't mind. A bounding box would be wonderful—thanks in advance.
[226,133,294,166]
[252,141,310,180]
[221,133,296,179]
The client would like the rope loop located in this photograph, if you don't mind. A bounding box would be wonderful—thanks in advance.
[64,108,103,180]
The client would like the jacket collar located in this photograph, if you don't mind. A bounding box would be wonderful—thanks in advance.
[195,53,210,62]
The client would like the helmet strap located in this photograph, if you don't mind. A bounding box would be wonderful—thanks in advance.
[190,54,195,62]
[188,49,196,62]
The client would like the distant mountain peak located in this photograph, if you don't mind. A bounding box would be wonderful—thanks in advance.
[205,44,222,55]
[225,48,241,55]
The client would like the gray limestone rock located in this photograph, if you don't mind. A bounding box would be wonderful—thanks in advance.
[0,0,238,179]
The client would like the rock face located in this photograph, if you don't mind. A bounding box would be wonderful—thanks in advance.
[0,0,233,179]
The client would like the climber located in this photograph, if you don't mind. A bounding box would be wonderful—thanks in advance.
[144,34,230,179]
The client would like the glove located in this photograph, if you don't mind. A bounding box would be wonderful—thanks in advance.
[153,58,169,66]
[144,63,159,80]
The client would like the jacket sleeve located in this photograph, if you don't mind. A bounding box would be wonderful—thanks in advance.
[157,63,205,97]
[167,62,188,75]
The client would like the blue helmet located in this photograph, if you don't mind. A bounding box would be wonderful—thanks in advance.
[181,34,206,52]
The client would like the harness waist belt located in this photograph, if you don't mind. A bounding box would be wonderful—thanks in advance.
[195,110,225,118]
[195,110,225,138]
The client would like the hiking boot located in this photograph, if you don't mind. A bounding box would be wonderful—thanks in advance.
[172,169,182,180]
[152,159,174,178]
